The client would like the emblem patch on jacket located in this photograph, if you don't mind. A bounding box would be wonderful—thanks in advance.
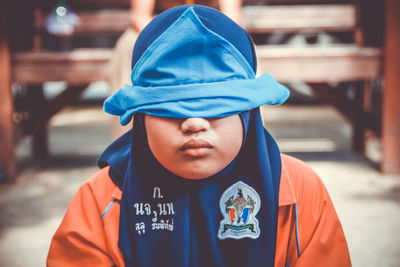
[218,181,261,240]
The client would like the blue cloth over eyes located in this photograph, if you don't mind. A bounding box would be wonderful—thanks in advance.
[103,7,289,125]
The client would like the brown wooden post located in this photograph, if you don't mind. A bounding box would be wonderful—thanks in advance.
[28,85,48,159]
[0,5,16,180]
[352,81,366,152]
[381,0,400,173]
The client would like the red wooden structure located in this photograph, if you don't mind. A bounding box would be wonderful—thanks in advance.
[382,0,400,173]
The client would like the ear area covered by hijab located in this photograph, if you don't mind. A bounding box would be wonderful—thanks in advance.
[103,7,289,125]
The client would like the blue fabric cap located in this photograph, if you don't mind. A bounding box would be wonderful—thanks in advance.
[104,7,290,125]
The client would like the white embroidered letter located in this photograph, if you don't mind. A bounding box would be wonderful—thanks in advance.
[153,187,163,199]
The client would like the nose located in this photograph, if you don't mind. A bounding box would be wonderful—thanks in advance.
[181,118,211,133]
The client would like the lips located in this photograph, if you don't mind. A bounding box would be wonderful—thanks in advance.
[180,139,213,156]
[181,139,213,150]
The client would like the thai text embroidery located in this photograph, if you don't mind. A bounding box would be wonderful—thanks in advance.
[151,219,174,231]
[133,187,174,235]
[134,203,152,215]
[135,222,146,235]
[153,187,163,199]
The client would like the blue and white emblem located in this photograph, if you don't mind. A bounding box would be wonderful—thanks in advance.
[218,181,261,240]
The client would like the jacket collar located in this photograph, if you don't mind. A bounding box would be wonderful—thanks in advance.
[278,155,297,206]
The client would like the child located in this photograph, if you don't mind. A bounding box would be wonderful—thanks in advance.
[47,5,351,267]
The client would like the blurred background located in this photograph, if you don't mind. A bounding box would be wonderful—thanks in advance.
[0,0,399,266]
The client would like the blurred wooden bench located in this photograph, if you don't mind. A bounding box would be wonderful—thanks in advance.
[242,3,382,153]
[2,1,389,180]
[11,3,382,151]
[10,8,123,160]
[12,4,381,84]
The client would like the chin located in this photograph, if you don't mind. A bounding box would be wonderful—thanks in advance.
[180,172,213,180]
[175,165,222,180]
[162,158,228,180]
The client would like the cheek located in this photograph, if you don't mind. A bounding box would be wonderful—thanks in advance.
[145,117,179,158]
[215,115,244,158]
[147,126,172,145]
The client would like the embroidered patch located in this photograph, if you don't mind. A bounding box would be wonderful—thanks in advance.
[218,181,261,240]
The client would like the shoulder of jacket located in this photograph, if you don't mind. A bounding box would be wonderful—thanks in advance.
[281,154,314,174]
[80,167,122,208]
[281,153,328,203]
[85,166,115,189]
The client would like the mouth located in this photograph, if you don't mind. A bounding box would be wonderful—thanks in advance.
[180,139,213,157]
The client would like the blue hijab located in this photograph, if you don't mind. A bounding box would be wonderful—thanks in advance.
[103,6,288,123]
[98,5,289,266]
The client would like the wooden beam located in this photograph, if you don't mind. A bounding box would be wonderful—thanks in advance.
[21,85,87,137]
[12,45,381,85]
[381,0,400,174]
[16,85,87,158]
[256,45,382,82]
[66,0,350,8]
[32,5,357,36]
[44,86,87,123]
[34,10,132,35]
[67,0,130,9]
[311,83,379,132]
[242,4,356,33]
[242,0,350,4]
[12,49,113,84]
[0,6,16,180]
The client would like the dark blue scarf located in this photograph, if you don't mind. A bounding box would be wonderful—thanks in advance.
[98,5,289,266]
[98,109,282,266]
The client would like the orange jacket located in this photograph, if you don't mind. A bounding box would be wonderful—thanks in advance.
[47,154,351,267]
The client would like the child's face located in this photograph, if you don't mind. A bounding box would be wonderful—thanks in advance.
[144,114,244,179]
